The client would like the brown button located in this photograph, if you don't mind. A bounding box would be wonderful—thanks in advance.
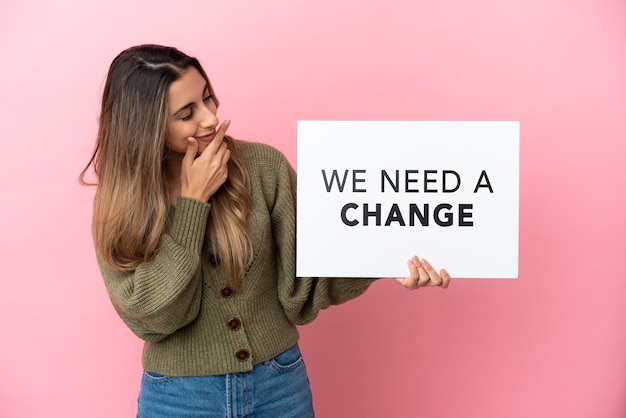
[227,317,241,331]
[220,286,233,298]
[235,349,250,362]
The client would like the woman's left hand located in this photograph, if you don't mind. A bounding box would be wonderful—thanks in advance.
[395,256,451,290]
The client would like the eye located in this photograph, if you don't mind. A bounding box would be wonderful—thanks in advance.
[182,110,193,121]
[203,95,212,103]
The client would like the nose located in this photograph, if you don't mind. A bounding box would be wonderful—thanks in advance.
[199,103,218,130]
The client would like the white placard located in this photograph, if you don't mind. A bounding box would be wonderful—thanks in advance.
[296,121,519,279]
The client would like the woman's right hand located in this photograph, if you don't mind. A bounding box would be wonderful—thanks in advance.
[180,120,231,202]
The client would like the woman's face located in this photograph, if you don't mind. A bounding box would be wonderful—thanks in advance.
[165,66,219,156]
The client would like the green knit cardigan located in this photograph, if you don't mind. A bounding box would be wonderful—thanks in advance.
[96,141,376,376]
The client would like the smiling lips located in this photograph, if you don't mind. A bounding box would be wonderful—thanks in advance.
[196,132,216,143]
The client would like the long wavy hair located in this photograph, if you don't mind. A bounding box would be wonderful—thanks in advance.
[80,44,252,290]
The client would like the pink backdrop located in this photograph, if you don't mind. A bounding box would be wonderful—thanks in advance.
[1,0,625,417]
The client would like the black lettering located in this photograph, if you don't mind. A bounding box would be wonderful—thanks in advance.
[381,170,399,192]
[409,204,429,226]
[321,169,349,192]
[342,202,476,228]
[424,170,437,193]
[363,203,381,226]
[341,203,359,226]
[353,169,367,192]
[434,204,453,226]
[443,170,461,193]
[405,170,419,192]
[459,204,473,226]
[473,170,493,193]
[385,204,406,226]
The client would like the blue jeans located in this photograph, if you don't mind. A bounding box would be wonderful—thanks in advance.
[137,344,314,417]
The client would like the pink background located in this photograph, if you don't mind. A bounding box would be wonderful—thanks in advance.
[1,0,624,417]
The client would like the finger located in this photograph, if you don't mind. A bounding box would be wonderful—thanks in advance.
[397,258,420,290]
[221,147,231,166]
[420,258,442,286]
[405,261,419,290]
[394,277,411,289]
[439,268,451,289]
[197,120,231,159]
[210,119,231,151]
[183,137,199,165]
[217,146,231,181]
[218,119,230,136]
[217,140,231,163]
[411,255,430,287]
[414,257,430,288]
[407,256,420,279]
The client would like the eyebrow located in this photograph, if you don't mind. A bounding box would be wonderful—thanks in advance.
[171,83,210,117]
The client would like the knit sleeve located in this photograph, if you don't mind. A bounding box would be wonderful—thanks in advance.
[96,197,209,342]
[271,151,377,325]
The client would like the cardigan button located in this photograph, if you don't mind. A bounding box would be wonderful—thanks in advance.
[227,317,241,331]
[235,349,250,362]
[221,286,233,298]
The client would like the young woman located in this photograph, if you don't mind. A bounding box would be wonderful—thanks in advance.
[81,44,450,417]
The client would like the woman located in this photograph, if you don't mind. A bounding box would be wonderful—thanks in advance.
[81,44,450,417]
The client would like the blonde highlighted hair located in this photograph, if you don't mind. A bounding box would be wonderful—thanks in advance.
[80,44,252,290]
